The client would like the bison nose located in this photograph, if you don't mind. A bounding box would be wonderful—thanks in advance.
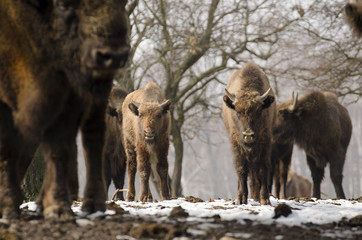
[144,130,155,141]
[91,46,130,69]
[242,128,255,144]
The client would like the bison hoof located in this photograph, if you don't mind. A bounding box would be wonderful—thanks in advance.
[81,199,106,214]
[126,194,135,202]
[43,205,74,221]
[260,198,271,205]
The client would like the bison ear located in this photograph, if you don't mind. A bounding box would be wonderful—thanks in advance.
[262,95,275,109]
[160,100,171,113]
[128,102,139,116]
[223,95,235,110]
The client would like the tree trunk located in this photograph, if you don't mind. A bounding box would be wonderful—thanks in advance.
[21,147,45,201]
[170,114,184,197]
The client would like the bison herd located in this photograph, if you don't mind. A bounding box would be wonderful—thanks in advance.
[0,0,359,220]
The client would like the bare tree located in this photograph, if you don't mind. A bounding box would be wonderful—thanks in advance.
[116,0,301,197]
[266,1,362,102]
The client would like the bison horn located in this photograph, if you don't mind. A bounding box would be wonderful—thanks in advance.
[260,88,271,102]
[131,100,141,108]
[288,92,298,111]
[225,88,236,102]
[159,99,171,109]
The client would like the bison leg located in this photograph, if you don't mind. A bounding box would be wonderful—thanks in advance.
[125,140,137,201]
[137,151,152,202]
[234,158,248,204]
[249,170,260,201]
[40,140,74,220]
[112,165,126,201]
[103,154,113,198]
[81,105,107,214]
[259,167,270,205]
[0,103,33,219]
[306,155,324,199]
[329,153,346,199]
[156,151,170,201]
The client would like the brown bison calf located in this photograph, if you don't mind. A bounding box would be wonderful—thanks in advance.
[0,0,129,219]
[273,91,352,199]
[345,0,362,37]
[122,82,171,202]
[104,87,128,201]
[222,63,276,205]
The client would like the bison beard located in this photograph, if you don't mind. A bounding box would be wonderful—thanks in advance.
[0,0,130,219]
[273,91,352,199]
[222,63,276,205]
[122,82,171,202]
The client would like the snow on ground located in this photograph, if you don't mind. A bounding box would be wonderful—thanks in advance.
[21,197,362,227]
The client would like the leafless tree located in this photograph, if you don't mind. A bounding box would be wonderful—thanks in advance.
[266,1,362,102]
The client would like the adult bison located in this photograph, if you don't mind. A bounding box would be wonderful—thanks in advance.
[104,87,128,201]
[122,82,171,202]
[273,91,352,199]
[0,0,130,219]
[345,0,362,37]
[222,63,276,205]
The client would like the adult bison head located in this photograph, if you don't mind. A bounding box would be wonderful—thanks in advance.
[273,92,300,143]
[27,0,130,94]
[223,88,274,148]
[128,100,171,144]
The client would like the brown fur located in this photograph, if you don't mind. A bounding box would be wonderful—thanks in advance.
[286,172,312,198]
[104,87,128,201]
[345,0,362,37]
[222,63,276,205]
[122,82,171,202]
[0,0,129,219]
[273,91,352,199]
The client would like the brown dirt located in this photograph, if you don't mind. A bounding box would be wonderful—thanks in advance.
[0,202,361,240]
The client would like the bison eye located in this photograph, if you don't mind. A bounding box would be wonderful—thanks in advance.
[156,113,162,119]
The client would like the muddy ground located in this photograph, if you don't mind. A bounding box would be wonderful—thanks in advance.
[0,199,361,240]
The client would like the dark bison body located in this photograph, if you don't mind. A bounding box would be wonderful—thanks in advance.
[273,91,352,199]
[104,87,128,201]
[122,82,171,202]
[345,0,362,37]
[222,63,276,205]
[0,0,130,219]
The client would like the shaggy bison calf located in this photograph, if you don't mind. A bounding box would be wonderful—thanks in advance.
[122,82,171,202]
[222,63,276,205]
[104,87,128,201]
[273,91,352,199]
[0,0,129,219]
